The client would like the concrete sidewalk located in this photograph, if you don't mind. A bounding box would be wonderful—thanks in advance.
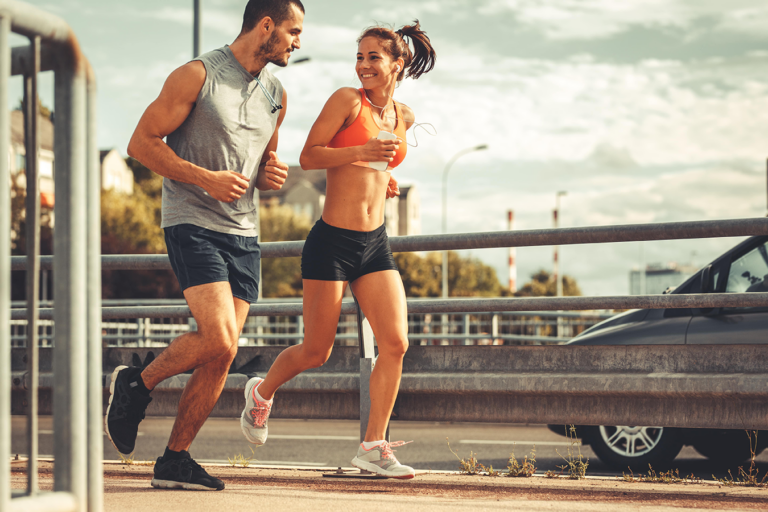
[11,461,768,511]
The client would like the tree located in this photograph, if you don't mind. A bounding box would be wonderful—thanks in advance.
[100,159,179,299]
[259,205,312,297]
[514,269,582,297]
[394,251,507,297]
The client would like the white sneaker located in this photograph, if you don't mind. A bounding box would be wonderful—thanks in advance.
[351,441,415,479]
[240,377,272,445]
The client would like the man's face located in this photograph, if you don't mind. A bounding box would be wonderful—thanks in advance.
[260,5,303,67]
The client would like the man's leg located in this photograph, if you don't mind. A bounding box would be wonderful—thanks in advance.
[136,281,249,451]
[166,295,250,451]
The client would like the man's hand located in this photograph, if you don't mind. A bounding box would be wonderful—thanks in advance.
[203,170,250,203]
[261,151,289,191]
[386,175,400,199]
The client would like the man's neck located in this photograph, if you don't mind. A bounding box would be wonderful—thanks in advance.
[230,38,268,77]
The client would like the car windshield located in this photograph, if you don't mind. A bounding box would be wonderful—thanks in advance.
[726,242,768,293]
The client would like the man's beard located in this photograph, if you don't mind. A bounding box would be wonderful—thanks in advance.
[258,31,290,67]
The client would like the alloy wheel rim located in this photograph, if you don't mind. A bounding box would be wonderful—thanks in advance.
[598,426,664,457]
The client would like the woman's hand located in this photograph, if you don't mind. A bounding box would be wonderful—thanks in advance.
[386,175,400,199]
[359,137,401,163]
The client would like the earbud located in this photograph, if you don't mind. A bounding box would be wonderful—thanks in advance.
[396,66,400,72]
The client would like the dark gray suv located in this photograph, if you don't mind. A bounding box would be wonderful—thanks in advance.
[550,235,768,470]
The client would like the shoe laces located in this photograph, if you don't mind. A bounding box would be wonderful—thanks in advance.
[250,400,272,427]
[380,440,412,461]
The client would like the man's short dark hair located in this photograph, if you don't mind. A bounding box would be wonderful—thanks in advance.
[241,0,304,34]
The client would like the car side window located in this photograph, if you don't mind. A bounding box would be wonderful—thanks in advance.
[726,242,768,293]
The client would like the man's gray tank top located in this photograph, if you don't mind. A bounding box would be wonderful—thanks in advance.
[162,45,284,236]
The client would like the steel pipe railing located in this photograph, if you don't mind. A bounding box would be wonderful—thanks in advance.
[9,217,768,271]
[0,0,100,510]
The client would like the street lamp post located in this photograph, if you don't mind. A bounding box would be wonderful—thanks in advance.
[553,191,567,338]
[441,144,488,299]
[193,0,201,58]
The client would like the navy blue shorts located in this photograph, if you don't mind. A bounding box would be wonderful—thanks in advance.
[164,224,260,304]
[301,218,398,282]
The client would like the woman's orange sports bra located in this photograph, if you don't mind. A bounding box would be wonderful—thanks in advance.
[327,88,407,170]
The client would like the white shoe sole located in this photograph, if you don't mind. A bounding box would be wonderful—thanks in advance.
[104,365,129,454]
[240,376,267,445]
[151,478,221,491]
[351,456,416,479]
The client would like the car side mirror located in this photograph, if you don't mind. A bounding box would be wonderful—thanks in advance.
[694,265,716,316]
[700,265,712,293]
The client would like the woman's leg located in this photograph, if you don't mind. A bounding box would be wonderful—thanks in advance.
[256,279,347,399]
[350,270,409,442]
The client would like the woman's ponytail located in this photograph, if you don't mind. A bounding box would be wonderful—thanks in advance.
[358,19,437,82]
[395,21,436,80]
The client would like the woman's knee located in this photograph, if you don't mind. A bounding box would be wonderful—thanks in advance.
[378,336,409,359]
[301,347,333,369]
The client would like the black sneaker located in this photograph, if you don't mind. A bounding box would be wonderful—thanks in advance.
[104,365,152,454]
[151,451,225,491]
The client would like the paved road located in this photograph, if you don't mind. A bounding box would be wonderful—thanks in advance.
[12,416,768,479]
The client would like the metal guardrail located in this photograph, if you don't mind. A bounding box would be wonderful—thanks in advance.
[1,1,101,511]
[14,345,768,430]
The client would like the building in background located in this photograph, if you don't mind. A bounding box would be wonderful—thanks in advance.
[100,149,134,195]
[629,263,698,295]
[10,110,55,207]
[262,166,421,237]
[10,111,135,206]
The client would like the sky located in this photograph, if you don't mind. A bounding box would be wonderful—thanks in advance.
[8,0,768,296]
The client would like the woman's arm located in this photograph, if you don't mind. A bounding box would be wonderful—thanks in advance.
[300,88,402,170]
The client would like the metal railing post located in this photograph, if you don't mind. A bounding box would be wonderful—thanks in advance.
[23,33,40,497]
[355,296,389,444]
[0,12,12,510]
[53,35,88,509]
[86,61,103,512]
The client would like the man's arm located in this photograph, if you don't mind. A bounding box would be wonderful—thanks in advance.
[127,61,249,203]
[255,89,289,191]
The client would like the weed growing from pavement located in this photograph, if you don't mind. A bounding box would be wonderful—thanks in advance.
[447,438,503,476]
[544,469,562,478]
[623,465,701,484]
[712,430,768,488]
[228,446,256,468]
[117,453,153,466]
[554,425,588,480]
[506,446,537,478]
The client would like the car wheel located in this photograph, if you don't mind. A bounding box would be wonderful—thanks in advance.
[583,426,683,472]
[690,430,765,466]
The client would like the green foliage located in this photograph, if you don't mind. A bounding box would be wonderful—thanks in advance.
[394,251,506,297]
[259,205,311,297]
[514,269,582,297]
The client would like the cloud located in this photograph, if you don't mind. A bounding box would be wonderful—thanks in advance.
[479,0,768,41]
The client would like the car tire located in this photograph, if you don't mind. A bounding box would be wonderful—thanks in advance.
[690,429,765,466]
[583,425,683,472]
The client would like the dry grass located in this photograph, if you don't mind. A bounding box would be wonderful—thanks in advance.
[552,425,588,480]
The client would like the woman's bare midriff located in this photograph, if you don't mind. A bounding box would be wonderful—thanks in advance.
[320,163,392,232]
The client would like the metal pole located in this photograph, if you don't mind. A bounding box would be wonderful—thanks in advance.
[0,13,12,511]
[53,43,88,509]
[86,62,103,512]
[23,34,41,497]
[193,0,201,57]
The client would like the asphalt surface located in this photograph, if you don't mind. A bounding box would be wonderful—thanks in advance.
[12,416,768,479]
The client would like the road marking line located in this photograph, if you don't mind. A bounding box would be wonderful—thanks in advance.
[36,430,144,437]
[198,459,328,466]
[268,435,358,441]
[459,440,573,446]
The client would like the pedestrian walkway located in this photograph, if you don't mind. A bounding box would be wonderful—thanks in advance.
[11,461,768,511]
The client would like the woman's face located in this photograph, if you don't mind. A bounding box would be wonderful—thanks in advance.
[356,37,399,88]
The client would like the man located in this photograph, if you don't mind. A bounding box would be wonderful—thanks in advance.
[105,0,304,491]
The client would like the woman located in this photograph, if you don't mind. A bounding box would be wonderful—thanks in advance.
[240,21,436,479]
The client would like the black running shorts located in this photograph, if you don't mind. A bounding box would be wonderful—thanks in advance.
[164,223,260,303]
[301,218,398,282]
